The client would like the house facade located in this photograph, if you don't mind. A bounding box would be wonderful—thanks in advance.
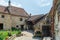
[0,0,49,31]
[33,14,48,32]
[0,6,28,30]
[27,14,52,37]
[0,5,50,32]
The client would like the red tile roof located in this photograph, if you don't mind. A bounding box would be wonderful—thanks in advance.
[0,6,29,17]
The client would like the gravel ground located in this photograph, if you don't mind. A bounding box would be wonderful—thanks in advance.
[14,31,40,40]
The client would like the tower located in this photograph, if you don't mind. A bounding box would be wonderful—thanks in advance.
[8,0,11,7]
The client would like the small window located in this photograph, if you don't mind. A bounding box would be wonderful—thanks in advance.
[16,25,19,28]
[1,15,4,18]
[20,18,23,21]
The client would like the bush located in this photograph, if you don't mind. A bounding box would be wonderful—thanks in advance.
[0,38,3,40]
[0,33,4,40]
[11,27,20,31]
[34,31,42,37]
[18,31,21,34]
[8,32,12,37]
[16,31,21,36]
[0,30,21,40]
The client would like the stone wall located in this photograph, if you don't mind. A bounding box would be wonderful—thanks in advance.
[11,15,27,30]
[34,18,46,32]
[0,13,28,30]
[0,13,11,30]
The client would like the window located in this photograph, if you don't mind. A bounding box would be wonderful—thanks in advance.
[16,25,19,28]
[20,18,23,21]
[1,15,4,18]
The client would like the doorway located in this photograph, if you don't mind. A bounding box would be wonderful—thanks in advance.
[28,25,33,30]
[27,21,34,30]
[0,23,3,30]
[42,25,51,37]
[21,25,24,30]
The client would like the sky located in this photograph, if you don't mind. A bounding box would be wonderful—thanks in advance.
[0,0,53,15]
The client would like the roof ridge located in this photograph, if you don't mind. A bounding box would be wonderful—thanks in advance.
[0,5,29,17]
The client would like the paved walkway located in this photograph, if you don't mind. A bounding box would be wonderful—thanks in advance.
[14,30,40,40]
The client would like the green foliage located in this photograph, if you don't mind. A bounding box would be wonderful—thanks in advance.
[0,38,3,40]
[0,33,3,40]
[11,27,20,31]
[35,31,41,34]
[0,31,8,40]
[0,30,21,40]
[8,32,12,37]
[34,31,42,37]
[18,31,21,34]
[16,31,21,36]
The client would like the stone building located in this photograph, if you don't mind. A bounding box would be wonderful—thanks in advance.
[54,0,60,40]
[27,15,44,31]
[27,14,51,37]
[0,1,52,37]
[0,0,29,30]
[49,0,60,40]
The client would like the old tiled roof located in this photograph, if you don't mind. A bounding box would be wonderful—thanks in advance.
[0,6,29,17]
[28,15,43,21]
[27,14,44,24]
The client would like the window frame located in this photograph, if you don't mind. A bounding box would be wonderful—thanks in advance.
[1,15,5,18]
[20,18,23,21]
